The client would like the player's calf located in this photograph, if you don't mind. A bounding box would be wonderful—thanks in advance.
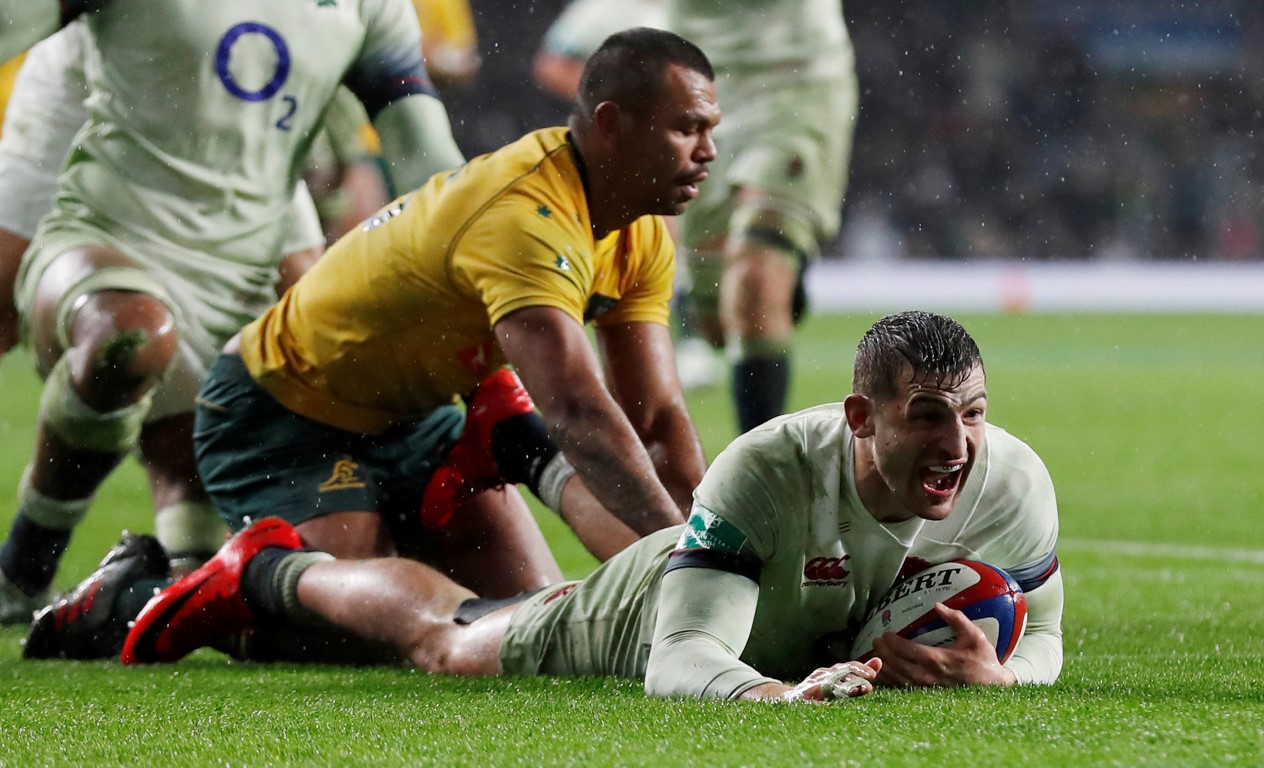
[721,204,815,432]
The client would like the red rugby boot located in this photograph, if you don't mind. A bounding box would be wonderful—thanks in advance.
[120,517,302,664]
[420,368,537,528]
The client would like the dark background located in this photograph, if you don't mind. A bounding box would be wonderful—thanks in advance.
[442,1,1261,262]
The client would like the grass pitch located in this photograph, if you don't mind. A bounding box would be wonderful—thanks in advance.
[0,312,1261,767]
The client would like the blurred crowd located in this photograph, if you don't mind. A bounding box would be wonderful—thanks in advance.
[10,1,1251,263]
[842,0,1263,262]
[441,0,1261,263]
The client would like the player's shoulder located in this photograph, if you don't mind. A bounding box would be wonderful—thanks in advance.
[950,424,1059,569]
[960,422,1059,548]
[466,129,585,225]
[617,213,671,260]
[467,128,575,194]
[723,403,848,471]
[982,423,1054,494]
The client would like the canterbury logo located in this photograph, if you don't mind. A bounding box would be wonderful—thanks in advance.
[803,555,852,585]
[318,457,366,492]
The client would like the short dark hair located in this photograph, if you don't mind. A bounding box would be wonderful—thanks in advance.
[852,311,984,399]
[575,27,714,118]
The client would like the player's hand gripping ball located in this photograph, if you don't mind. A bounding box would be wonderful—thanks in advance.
[850,560,1026,663]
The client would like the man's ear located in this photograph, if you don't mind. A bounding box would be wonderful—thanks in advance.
[592,101,623,141]
[844,393,876,438]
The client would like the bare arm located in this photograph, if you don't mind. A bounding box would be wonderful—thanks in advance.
[274,246,323,298]
[496,306,683,535]
[596,321,706,514]
[326,161,389,241]
[0,228,29,358]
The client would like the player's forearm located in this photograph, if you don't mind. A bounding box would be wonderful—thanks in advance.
[638,405,706,515]
[1005,569,1064,684]
[1005,632,1062,685]
[0,0,61,62]
[645,567,775,699]
[373,94,464,194]
[644,630,778,700]
[550,398,684,535]
[735,682,797,702]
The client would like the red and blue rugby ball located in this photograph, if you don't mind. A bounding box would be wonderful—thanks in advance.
[850,559,1027,663]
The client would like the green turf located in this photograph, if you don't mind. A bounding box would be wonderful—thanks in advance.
[1,313,1262,767]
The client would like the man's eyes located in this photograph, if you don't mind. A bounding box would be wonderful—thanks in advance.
[911,406,986,422]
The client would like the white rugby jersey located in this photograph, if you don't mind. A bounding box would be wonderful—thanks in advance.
[47,0,433,277]
[664,0,852,78]
[542,0,666,61]
[0,21,322,251]
[649,404,1062,697]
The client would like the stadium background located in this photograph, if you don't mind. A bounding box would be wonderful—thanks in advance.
[450,0,1263,263]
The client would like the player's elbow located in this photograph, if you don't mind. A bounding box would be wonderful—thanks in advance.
[643,643,682,698]
[1004,632,1063,685]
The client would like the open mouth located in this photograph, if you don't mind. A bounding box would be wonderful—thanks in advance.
[920,463,964,498]
[680,171,708,196]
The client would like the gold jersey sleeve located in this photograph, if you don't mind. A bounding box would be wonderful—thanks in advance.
[414,0,477,51]
[240,127,675,435]
[0,52,27,138]
[413,0,479,83]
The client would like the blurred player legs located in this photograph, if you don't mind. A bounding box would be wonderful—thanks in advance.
[667,0,858,432]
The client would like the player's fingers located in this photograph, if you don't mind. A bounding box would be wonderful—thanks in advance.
[874,662,909,688]
[874,631,923,659]
[837,677,874,698]
[935,602,975,632]
[871,645,914,687]
[819,666,876,700]
[834,660,879,679]
[873,635,951,687]
[934,603,990,649]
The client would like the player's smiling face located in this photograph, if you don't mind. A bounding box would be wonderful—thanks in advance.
[847,364,988,523]
[622,63,719,216]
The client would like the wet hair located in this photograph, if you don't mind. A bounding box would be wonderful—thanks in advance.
[852,311,984,399]
[574,28,714,120]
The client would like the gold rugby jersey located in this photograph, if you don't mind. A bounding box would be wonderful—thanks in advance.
[240,126,675,434]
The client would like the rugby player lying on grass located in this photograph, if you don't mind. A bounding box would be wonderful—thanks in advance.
[117,312,1064,701]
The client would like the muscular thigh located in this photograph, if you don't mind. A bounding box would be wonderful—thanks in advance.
[297,511,396,559]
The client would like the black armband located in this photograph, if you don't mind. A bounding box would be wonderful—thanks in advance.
[665,547,762,584]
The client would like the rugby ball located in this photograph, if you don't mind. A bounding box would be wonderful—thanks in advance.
[850,560,1026,663]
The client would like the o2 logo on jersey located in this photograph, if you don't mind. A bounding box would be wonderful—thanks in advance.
[215,22,298,131]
